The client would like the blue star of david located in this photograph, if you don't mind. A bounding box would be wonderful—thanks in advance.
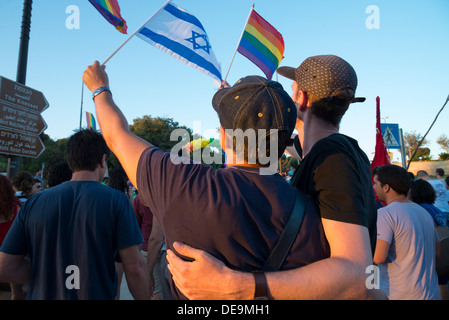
[185,31,211,54]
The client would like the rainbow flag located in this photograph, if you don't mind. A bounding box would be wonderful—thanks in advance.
[237,10,284,80]
[86,112,97,131]
[88,0,128,34]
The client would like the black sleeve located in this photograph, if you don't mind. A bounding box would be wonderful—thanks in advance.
[313,153,369,227]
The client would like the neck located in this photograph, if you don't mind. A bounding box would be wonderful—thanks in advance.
[302,113,339,156]
[223,150,263,169]
[71,170,103,183]
[220,135,263,169]
[385,194,410,205]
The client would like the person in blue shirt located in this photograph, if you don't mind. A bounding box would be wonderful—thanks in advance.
[409,178,449,299]
[0,129,150,300]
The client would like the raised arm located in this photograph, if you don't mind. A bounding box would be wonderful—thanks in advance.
[82,61,150,188]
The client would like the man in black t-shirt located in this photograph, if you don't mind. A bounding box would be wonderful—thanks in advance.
[278,56,376,255]
[166,55,385,300]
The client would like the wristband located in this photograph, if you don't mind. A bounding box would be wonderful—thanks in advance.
[92,87,111,101]
[253,271,270,300]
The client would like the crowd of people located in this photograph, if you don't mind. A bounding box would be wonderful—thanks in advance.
[0,54,448,300]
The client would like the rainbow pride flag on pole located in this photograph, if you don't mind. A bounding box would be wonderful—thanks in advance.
[86,112,97,131]
[237,9,284,80]
[88,0,128,34]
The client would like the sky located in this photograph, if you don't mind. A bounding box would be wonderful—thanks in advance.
[0,0,448,162]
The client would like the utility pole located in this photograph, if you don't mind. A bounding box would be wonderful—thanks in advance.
[7,0,33,179]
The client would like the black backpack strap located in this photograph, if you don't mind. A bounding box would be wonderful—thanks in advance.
[263,188,306,271]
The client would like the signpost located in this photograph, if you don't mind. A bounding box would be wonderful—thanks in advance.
[0,76,48,159]
[380,123,401,149]
[381,122,406,168]
[5,0,34,179]
[0,127,45,158]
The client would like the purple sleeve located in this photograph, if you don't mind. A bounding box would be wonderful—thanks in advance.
[136,147,207,225]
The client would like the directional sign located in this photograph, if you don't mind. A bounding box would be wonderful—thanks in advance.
[0,127,45,158]
[0,76,49,113]
[0,76,49,158]
[380,123,401,149]
[0,101,47,135]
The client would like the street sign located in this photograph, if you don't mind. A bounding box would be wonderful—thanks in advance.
[0,76,48,158]
[380,123,401,149]
[0,127,45,158]
[0,101,47,135]
[0,76,49,113]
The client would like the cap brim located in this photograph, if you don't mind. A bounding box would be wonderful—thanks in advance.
[212,87,231,113]
[352,97,366,103]
[276,66,296,81]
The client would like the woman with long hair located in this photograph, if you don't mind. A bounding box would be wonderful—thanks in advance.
[0,174,25,300]
[0,175,20,243]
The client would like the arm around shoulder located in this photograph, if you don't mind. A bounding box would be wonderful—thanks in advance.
[264,219,376,299]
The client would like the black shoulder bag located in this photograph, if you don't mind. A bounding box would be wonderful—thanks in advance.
[254,188,306,299]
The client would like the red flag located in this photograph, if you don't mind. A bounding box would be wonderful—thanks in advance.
[371,97,390,206]
[371,96,390,171]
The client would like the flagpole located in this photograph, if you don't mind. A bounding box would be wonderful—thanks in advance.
[79,80,84,130]
[102,0,173,65]
[223,3,255,82]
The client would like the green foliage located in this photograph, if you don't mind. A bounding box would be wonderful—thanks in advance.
[279,153,299,172]
[130,115,192,152]
[437,134,449,154]
[1,115,222,177]
[19,133,68,180]
[411,147,431,161]
[439,152,449,161]
[0,156,7,172]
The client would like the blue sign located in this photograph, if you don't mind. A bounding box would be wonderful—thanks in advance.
[380,123,401,149]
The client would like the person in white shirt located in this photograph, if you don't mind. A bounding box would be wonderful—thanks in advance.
[373,165,440,300]
[435,168,445,181]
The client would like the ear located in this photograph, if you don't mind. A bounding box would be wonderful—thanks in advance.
[383,184,391,193]
[99,154,107,169]
[219,126,226,150]
[297,90,309,112]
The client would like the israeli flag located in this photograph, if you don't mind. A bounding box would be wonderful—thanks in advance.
[137,2,222,83]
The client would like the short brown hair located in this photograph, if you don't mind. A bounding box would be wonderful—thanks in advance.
[306,88,354,127]
[372,165,411,196]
